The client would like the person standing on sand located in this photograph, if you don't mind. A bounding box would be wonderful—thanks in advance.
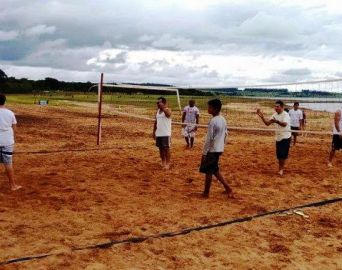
[182,99,200,149]
[289,102,304,145]
[200,99,233,198]
[256,100,291,176]
[302,109,307,136]
[153,97,172,170]
[0,93,22,191]
[328,108,342,167]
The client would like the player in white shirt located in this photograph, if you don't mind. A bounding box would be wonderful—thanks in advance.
[182,100,200,148]
[328,108,342,167]
[153,97,172,170]
[0,94,22,191]
[257,100,291,176]
[288,102,304,145]
[200,99,233,198]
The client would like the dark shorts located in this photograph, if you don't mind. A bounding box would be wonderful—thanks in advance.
[156,136,170,149]
[291,126,300,136]
[276,138,291,160]
[200,152,222,174]
[332,135,342,150]
[0,145,14,164]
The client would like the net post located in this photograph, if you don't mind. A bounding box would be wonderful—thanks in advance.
[176,89,182,114]
[97,73,104,145]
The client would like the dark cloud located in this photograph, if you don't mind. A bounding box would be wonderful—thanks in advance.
[0,0,341,84]
[283,68,312,76]
[268,68,314,82]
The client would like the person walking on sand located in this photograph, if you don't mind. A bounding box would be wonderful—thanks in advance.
[328,107,342,167]
[182,99,200,149]
[0,93,22,191]
[289,102,304,145]
[256,100,291,176]
[153,97,172,170]
[200,99,233,198]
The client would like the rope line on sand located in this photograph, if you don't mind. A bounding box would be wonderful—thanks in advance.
[0,196,341,266]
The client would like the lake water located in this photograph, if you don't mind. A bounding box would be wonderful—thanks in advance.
[289,103,342,113]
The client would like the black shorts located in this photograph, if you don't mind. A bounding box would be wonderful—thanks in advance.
[200,152,222,174]
[332,135,342,150]
[276,138,291,160]
[291,126,300,136]
[156,136,170,149]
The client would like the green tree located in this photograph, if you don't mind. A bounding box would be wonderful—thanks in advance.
[0,69,8,83]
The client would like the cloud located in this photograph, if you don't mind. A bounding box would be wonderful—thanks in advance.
[18,39,105,71]
[84,48,221,85]
[0,0,341,85]
[268,68,314,83]
[237,12,299,39]
[282,68,312,76]
[24,24,56,37]
[335,72,342,78]
[87,49,128,66]
[0,30,19,41]
[151,34,195,51]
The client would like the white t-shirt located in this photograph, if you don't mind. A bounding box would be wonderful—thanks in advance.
[203,115,227,155]
[0,108,17,146]
[289,109,303,127]
[183,105,200,124]
[333,109,342,135]
[156,109,172,137]
[271,111,291,141]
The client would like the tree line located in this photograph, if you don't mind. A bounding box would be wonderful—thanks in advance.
[0,69,93,94]
[0,69,211,96]
[0,69,339,97]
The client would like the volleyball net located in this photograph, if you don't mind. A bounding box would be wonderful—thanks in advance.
[91,75,342,140]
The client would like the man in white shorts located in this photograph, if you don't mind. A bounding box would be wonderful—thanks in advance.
[289,102,304,145]
[182,100,200,148]
[0,93,22,190]
[153,97,172,170]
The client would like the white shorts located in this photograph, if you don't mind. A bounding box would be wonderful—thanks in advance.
[182,124,196,138]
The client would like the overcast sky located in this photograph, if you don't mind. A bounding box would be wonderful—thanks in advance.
[0,0,342,86]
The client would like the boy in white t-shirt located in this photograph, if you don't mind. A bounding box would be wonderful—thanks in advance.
[289,102,304,145]
[200,99,233,198]
[257,100,291,176]
[182,100,200,148]
[0,94,22,191]
[153,97,172,170]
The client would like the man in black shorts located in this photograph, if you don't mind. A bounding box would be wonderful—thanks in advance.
[153,97,172,169]
[200,99,233,198]
[328,108,342,167]
[257,100,292,176]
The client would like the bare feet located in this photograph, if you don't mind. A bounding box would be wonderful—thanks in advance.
[328,162,333,168]
[164,164,170,170]
[11,185,22,191]
[278,170,284,176]
[223,188,234,198]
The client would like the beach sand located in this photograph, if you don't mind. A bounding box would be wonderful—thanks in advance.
[0,104,341,269]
